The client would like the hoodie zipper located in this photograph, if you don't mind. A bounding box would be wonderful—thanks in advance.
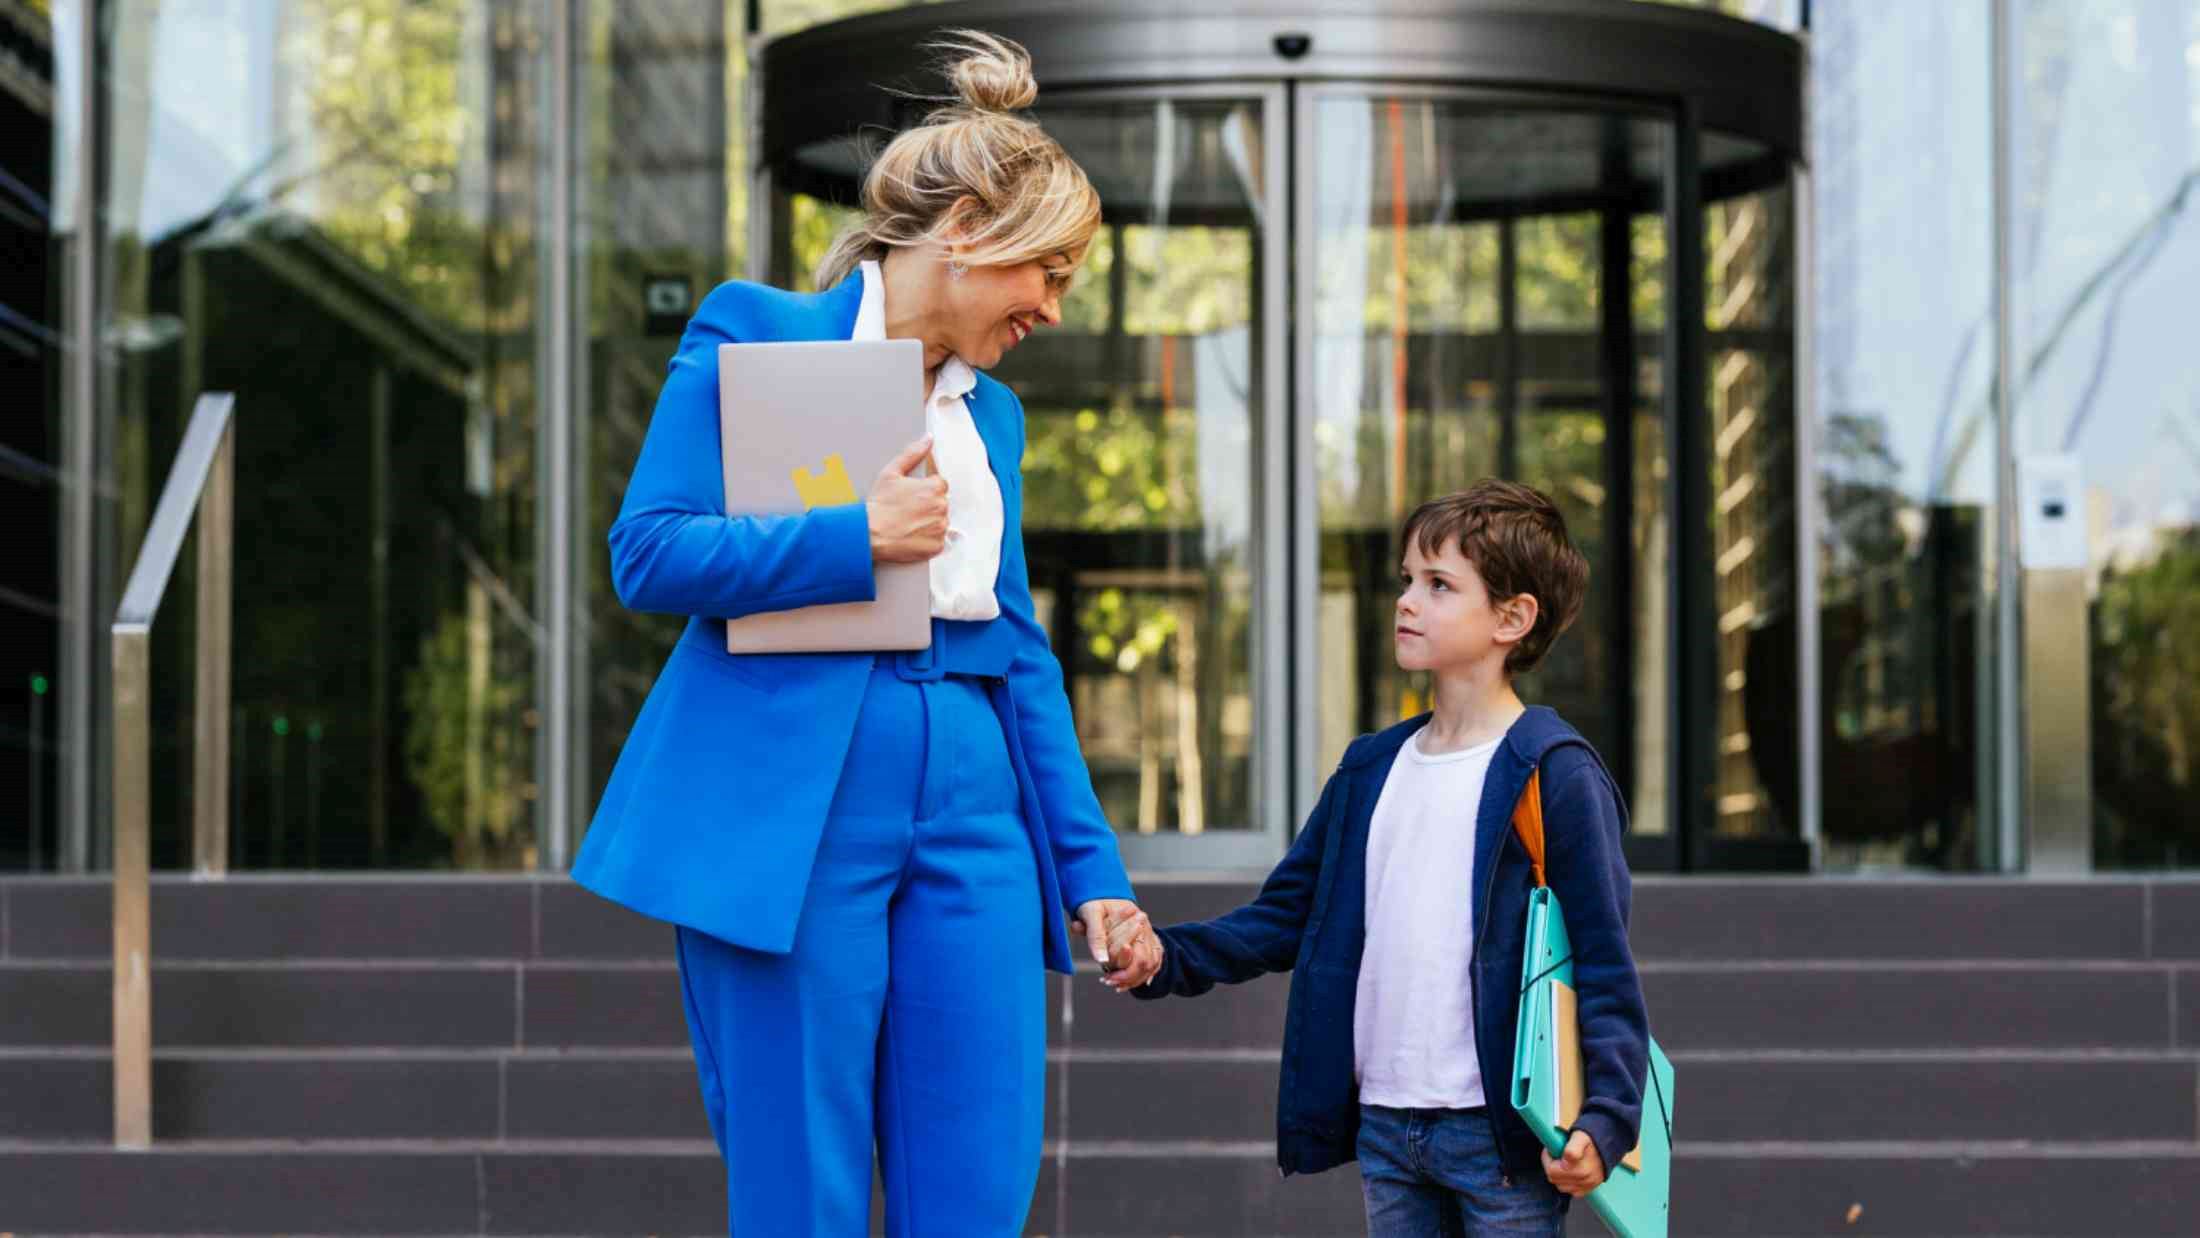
[1468,779,1513,1183]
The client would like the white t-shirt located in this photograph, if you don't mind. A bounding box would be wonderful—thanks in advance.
[1354,726,1500,1110]
[852,260,1003,621]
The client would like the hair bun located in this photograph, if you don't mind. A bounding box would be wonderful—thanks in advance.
[937,29,1038,113]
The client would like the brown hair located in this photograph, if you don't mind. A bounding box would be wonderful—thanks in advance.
[814,30,1101,289]
[1400,480,1589,674]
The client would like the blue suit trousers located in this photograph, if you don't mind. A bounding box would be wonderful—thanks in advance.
[675,665,1046,1236]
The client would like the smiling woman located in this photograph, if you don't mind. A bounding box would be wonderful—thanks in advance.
[568,27,1162,1238]
[874,235,1081,375]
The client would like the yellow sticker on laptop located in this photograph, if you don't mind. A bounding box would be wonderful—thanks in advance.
[790,454,858,509]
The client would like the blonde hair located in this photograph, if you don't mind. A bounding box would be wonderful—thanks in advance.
[813,30,1101,289]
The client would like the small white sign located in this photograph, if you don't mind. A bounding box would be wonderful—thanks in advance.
[646,278,691,315]
[2017,454,2088,571]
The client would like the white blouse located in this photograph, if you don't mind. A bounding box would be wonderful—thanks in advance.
[853,260,1003,622]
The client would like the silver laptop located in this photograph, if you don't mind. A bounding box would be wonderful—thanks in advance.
[717,338,931,653]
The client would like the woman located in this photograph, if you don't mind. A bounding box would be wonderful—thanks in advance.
[572,30,1165,1238]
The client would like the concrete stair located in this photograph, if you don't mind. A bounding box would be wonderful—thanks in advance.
[0,875,2196,1234]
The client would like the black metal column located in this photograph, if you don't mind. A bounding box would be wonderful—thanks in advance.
[1598,117,1641,856]
[1497,215,1520,480]
[1666,101,1713,870]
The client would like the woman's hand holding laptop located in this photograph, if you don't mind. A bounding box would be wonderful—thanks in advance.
[868,434,950,563]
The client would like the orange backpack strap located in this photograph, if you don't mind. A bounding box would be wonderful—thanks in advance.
[1511,768,1548,888]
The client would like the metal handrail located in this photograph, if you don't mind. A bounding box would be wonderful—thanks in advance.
[110,391,234,1147]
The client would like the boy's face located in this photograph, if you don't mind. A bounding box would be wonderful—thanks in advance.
[1394,536,1534,675]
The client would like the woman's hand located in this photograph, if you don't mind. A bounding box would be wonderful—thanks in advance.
[1074,899,1164,991]
[868,436,950,564]
[1102,912,1164,993]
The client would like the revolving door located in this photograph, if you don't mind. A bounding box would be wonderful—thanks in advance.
[760,0,1805,872]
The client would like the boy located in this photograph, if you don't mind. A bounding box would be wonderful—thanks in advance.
[1116,480,1649,1236]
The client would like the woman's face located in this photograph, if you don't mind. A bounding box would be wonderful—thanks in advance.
[938,250,1078,370]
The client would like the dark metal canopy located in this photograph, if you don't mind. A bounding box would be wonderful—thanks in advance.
[762,0,1804,206]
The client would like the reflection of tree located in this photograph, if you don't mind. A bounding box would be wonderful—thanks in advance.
[1022,396,1227,835]
[2093,527,2200,867]
[1023,404,1191,530]
[1517,215,1599,327]
[1811,405,1983,867]
[1011,202,1259,835]
[152,0,544,868]
[762,0,907,36]
[1632,215,1668,328]
[403,602,531,869]
[280,0,509,331]
[1000,191,1259,835]
[1930,163,2200,490]
[1821,413,1905,581]
[789,195,863,291]
[1346,226,1497,331]
[1110,226,1253,336]
[297,0,542,869]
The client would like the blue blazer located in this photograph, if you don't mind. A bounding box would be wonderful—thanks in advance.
[1135,707,1650,1182]
[573,273,1134,974]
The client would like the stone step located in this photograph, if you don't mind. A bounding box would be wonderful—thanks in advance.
[1052,1140,2200,1238]
[0,877,679,963]
[9,876,2199,965]
[0,1140,726,1236]
[0,1139,2194,1235]
[1056,963,2200,1053]
[0,1049,707,1143]
[1051,1048,2200,1146]
[1109,875,2200,964]
[2,1046,2189,1147]
[7,959,2194,1053]
[0,961,683,1049]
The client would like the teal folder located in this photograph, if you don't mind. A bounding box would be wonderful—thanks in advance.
[1510,886,1675,1238]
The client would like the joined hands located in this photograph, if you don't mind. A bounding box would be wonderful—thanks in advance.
[1072,899,1165,993]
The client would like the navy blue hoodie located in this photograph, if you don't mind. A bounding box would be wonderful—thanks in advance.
[1133,706,1650,1182]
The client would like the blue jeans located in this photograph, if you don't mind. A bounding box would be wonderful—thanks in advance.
[1358,1104,1568,1238]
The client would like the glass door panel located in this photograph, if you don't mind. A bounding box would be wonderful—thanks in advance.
[1298,91,1674,838]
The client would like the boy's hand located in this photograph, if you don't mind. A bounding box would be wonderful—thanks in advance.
[1541,1130,1606,1197]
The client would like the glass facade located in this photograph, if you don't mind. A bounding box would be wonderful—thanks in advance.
[12,0,2194,876]
[1,0,63,871]
[1810,0,2200,872]
[88,0,552,869]
[2010,0,2200,868]
[1811,0,2003,870]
